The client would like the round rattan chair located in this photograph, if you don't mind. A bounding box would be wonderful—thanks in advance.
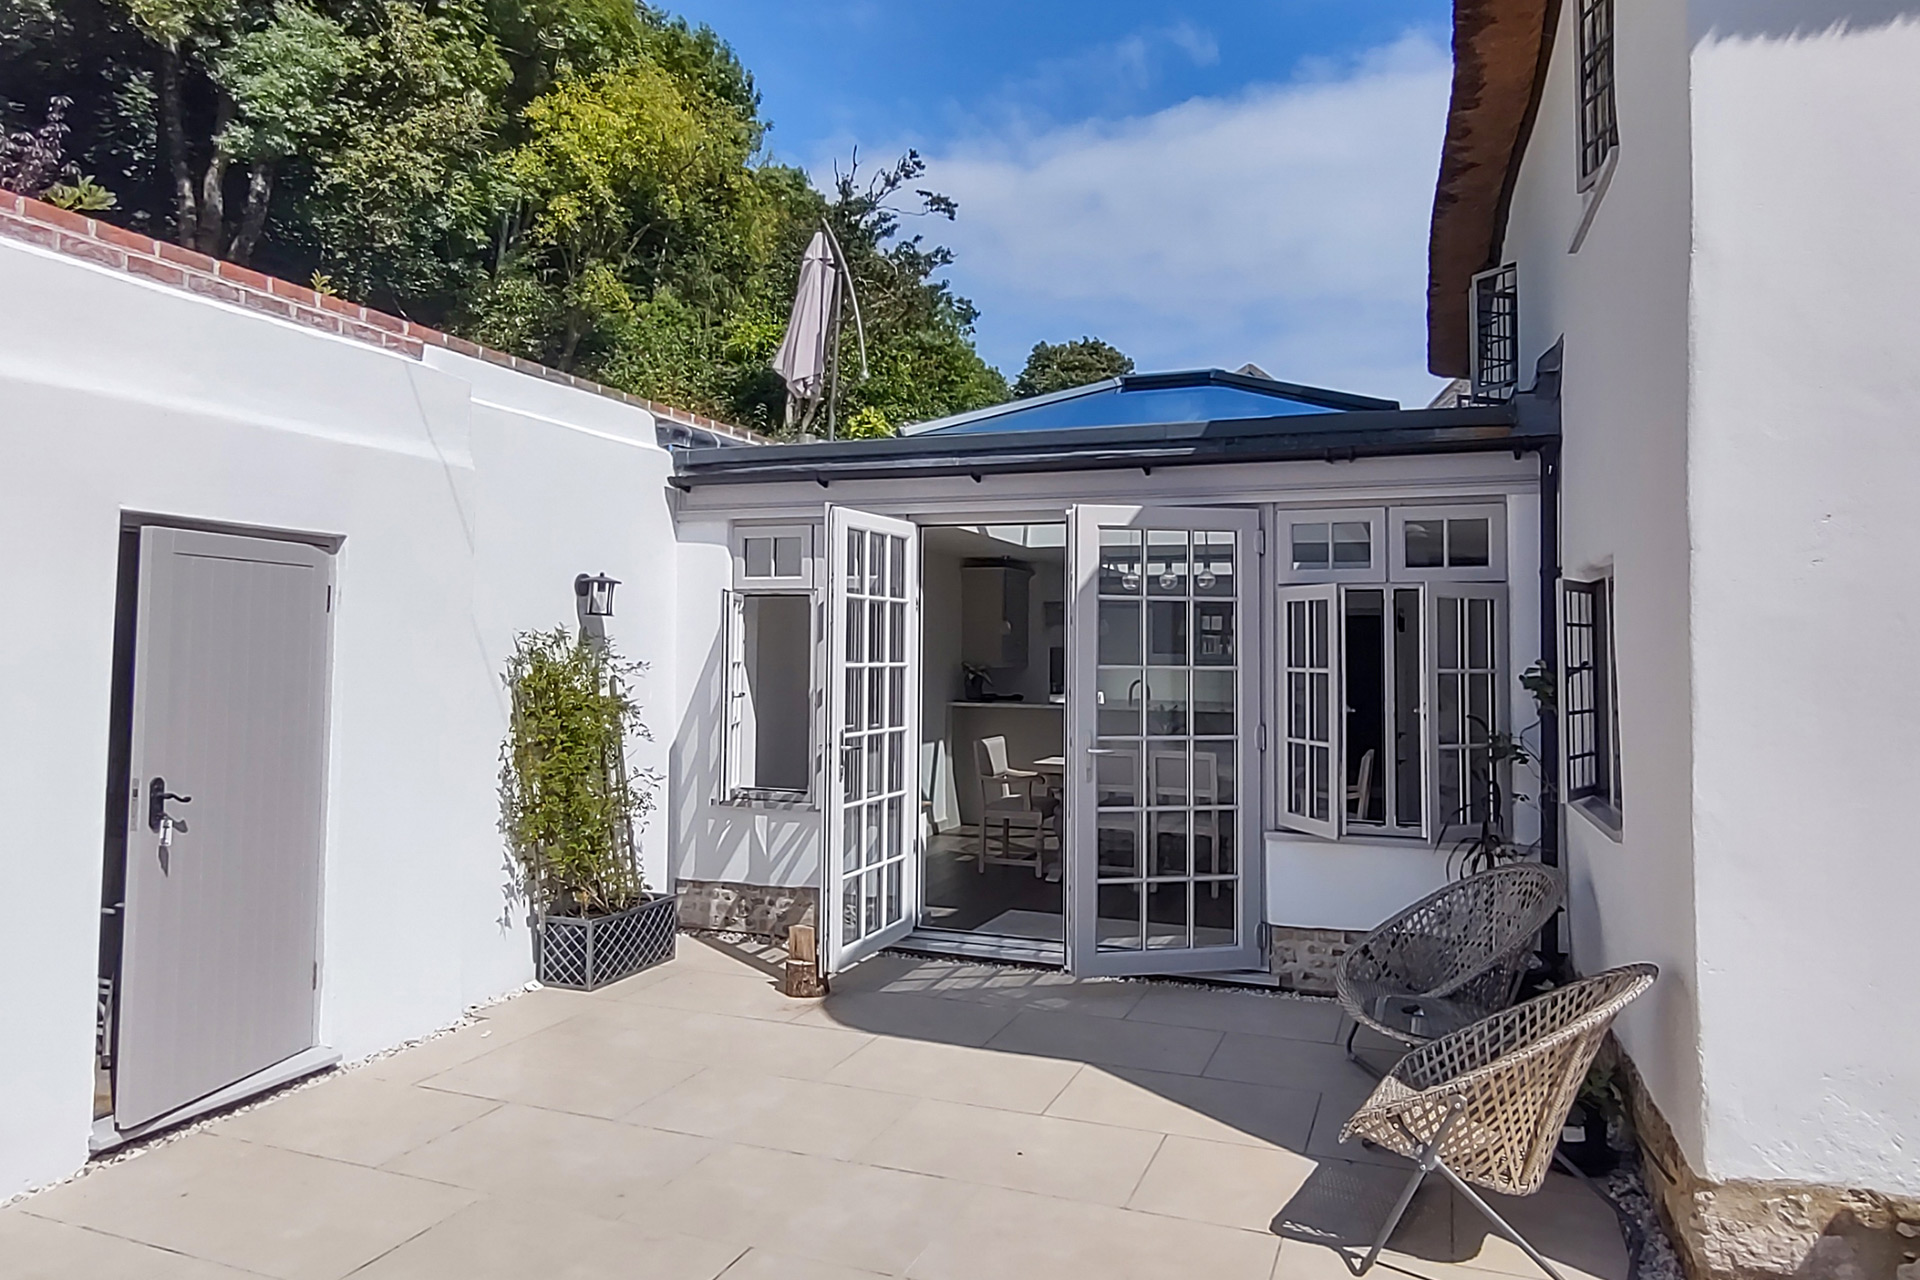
[1338,963,1659,1280]
[1336,863,1565,1057]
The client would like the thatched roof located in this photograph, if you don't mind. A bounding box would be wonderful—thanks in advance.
[1428,0,1559,377]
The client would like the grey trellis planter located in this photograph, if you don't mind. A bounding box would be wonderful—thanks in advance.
[536,893,678,990]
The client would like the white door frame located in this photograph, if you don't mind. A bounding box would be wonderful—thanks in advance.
[1065,504,1264,976]
[821,505,923,974]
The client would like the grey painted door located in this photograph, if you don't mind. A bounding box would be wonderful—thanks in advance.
[115,527,332,1130]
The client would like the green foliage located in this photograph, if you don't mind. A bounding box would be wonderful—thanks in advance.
[0,0,1009,432]
[1013,337,1134,398]
[839,405,893,439]
[499,629,658,917]
[43,173,119,209]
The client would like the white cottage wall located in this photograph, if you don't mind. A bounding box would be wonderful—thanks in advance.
[1686,7,1920,1196]
[1497,0,1704,1167]
[0,235,686,1196]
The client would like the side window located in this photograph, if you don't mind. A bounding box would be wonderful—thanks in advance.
[733,524,812,589]
[1563,576,1623,820]
[1577,0,1620,187]
[723,591,814,801]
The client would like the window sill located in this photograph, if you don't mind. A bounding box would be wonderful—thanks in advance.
[1570,795,1624,842]
[717,792,816,813]
[1569,147,1618,254]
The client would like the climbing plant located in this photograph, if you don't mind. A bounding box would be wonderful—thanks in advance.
[499,628,658,916]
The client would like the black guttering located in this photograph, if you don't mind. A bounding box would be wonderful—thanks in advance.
[670,403,1545,489]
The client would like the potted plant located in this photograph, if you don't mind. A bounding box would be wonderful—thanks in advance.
[500,628,674,989]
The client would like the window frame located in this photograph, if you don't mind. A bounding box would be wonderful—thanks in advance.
[1273,506,1387,585]
[1469,263,1520,402]
[1273,506,1514,844]
[721,587,818,806]
[1562,576,1623,823]
[1576,0,1620,191]
[731,522,814,590]
[1388,503,1508,584]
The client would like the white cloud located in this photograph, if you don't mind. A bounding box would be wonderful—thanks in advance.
[923,33,1453,406]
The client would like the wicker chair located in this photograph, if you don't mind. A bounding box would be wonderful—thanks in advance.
[1339,964,1658,1280]
[1336,863,1564,1059]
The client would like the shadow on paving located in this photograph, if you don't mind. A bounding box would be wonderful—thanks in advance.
[684,932,1628,1280]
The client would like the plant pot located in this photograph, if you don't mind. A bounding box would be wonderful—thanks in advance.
[1558,1099,1619,1176]
[536,894,678,991]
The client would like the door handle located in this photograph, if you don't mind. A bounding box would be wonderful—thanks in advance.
[147,776,193,833]
[1086,749,1122,756]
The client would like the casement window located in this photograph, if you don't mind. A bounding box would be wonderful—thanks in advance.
[1390,504,1507,583]
[1278,580,1506,842]
[1563,577,1623,818]
[723,591,814,801]
[723,522,817,802]
[1276,508,1386,585]
[1577,0,1620,187]
[1470,264,1519,402]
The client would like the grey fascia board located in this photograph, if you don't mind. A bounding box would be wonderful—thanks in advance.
[670,405,1539,489]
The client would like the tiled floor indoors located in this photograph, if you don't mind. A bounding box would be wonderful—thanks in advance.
[0,938,1630,1280]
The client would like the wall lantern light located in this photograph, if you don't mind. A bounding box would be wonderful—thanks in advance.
[575,572,620,618]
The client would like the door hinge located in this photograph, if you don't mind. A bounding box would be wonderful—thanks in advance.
[1257,723,1268,752]
[325,585,333,612]
[1258,527,1267,556]
[312,961,319,990]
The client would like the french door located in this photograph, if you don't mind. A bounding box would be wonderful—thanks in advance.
[822,507,922,974]
[1066,505,1263,975]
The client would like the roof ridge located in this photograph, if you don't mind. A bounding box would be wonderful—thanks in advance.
[0,188,766,444]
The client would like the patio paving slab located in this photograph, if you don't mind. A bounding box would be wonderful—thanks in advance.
[22,1135,476,1280]
[853,1096,1168,1205]
[621,1143,978,1276]
[348,1197,742,1280]
[0,942,1630,1280]
[207,1070,499,1168]
[1041,1063,1320,1149]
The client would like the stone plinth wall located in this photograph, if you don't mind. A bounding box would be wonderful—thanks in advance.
[1619,1053,1920,1280]
[676,880,817,943]
[1269,925,1368,994]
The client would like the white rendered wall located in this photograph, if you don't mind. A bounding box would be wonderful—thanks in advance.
[1685,5,1920,1195]
[1498,0,1705,1165]
[0,237,687,1195]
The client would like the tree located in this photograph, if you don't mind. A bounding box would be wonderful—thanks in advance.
[0,0,1011,434]
[1013,337,1134,398]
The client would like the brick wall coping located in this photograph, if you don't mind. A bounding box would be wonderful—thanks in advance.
[0,189,764,445]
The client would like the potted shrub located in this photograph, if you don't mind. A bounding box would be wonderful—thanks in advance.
[500,628,674,989]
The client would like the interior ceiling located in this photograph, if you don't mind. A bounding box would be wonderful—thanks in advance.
[923,524,1067,564]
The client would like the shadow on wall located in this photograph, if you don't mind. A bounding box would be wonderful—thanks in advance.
[1691,0,1920,40]
[667,624,814,893]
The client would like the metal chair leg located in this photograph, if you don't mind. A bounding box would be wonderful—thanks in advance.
[1432,1160,1572,1280]
[1349,1103,1464,1275]
[1349,1161,1429,1275]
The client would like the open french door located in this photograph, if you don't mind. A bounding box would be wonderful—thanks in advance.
[822,506,922,975]
[1066,505,1264,976]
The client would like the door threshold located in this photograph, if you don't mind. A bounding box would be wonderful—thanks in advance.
[93,1044,340,1154]
[896,930,1065,967]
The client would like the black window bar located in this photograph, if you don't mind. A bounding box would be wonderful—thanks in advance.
[1563,579,1609,803]
[1578,0,1620,183]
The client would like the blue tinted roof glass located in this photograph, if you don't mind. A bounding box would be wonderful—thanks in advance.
[929,381,1338,434]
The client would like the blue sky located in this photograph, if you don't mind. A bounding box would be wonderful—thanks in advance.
[665,2,1457,406]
